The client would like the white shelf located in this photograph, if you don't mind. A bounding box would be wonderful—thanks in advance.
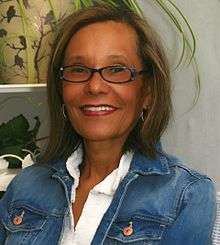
[0,84,46,93]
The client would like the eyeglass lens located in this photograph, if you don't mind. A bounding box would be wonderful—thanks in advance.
[62,65,132,83]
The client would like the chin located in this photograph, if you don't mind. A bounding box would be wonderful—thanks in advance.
[78,128,124,142]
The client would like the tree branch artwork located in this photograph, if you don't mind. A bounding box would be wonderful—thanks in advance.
[0,1,65,84]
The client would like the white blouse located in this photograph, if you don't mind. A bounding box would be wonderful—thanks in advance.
[60,146,134,245]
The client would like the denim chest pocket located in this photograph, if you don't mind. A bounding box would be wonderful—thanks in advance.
[105,217,166,245]
[3,204,47,244]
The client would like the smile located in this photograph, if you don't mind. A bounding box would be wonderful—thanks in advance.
[80,105,118,116]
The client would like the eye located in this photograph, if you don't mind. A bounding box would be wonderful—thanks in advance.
[108,66,126,74]
[69,65,87,73]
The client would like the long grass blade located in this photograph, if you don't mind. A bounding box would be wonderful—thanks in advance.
[96,0,118,7]
[166,0,196,64]
[183,37,201,104]
[155,0,200,101]
[80,0,93,8]
[73,0,82,11]
[155,0,186,67]
[125,0,144,16]
[163,0,199,95]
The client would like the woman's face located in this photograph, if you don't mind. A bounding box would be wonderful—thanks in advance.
[62,21,151,143]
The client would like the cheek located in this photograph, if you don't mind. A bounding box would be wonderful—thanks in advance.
[62,84,71,103]
[62,87,82,125]
[62,84,81,106]
[123,86,145,114]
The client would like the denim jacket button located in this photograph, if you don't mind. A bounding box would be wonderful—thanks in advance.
[13,210,25,225]
[123,222,133,236]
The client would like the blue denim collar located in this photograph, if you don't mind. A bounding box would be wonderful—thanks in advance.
[49,149,170,179]
[129,150,170,175]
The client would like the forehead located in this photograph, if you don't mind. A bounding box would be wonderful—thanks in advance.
[64,21,140,65]
[71,20,138,42]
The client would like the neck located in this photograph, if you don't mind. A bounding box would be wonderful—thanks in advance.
[80,139,125,184]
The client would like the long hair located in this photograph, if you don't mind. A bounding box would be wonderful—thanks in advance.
[41,3,172,162]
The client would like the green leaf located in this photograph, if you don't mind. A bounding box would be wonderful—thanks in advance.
[155,0,196,67]
[74,0,82,10]
[92,0,117,7]
[0,115,41,167]
[0,115,29,141]
[81,0,93,8]
[167,0,196,64]
[122,0,143,16]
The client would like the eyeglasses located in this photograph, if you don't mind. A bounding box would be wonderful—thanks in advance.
[59,65,148,84]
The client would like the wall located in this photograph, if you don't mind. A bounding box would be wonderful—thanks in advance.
[139,0,220,189]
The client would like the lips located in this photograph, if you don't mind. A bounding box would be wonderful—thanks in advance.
[80,104,118,116]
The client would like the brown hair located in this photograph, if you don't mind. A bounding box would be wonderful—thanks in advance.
[41,3,172,162]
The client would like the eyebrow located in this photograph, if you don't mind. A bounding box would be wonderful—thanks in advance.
[65,54,130,64]
[107,55,129,61]
[64,55,84,64]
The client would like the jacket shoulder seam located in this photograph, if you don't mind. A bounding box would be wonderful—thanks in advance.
[175,177,213,216]
[169,163,211,180]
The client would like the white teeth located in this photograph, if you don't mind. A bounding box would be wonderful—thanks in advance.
[83,106,114,112]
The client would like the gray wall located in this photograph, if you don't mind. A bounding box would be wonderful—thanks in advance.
[139,0,220,189]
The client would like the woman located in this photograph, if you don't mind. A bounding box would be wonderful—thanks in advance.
[0,4,216,245]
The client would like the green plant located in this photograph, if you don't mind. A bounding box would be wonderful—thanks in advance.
[0,115,41,168]
[154,0,200,104]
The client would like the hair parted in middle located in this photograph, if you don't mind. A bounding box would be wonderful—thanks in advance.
[42,3,172,162]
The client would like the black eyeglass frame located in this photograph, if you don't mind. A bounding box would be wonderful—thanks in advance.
[59,65,148,84]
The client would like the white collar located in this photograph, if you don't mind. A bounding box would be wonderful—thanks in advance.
[66,145,134,199]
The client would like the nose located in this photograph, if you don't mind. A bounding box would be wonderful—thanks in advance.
[84,71,110,96]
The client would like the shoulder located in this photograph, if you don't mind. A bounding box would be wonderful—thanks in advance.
[7,161,57,190]
[165,153,215,186]
[133,150,214,184]
[163,153,216,207]
[0,160,68,215]
[133,150,216,205]
[7,158,67,186]
[133,151,216,220]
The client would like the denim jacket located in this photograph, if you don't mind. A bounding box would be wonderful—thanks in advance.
[0,151,216,245]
